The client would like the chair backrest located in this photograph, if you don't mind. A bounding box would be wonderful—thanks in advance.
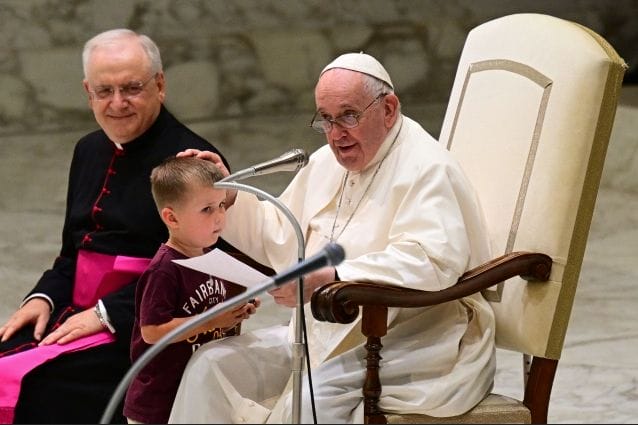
[439,13,626,360]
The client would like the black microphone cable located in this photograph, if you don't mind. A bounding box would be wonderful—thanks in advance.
[301,302,318,423]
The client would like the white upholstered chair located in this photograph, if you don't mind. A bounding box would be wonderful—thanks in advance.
[311,13,627,424]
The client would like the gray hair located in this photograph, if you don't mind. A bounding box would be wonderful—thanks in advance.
[361,73,399,112]
[361,73,394,98]
[82,29,163,78]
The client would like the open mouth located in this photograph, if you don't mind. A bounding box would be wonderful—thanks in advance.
[336,144,356,154]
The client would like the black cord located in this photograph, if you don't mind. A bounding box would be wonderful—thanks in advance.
[301,302,318,423]
[303,267,340,424]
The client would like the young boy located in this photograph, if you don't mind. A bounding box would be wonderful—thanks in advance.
[123,156,260,424]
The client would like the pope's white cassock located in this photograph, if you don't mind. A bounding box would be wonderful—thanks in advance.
[169,114,496,423]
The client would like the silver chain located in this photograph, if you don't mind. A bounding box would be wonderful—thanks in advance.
[329,122,402,242]
[329,165,379,242]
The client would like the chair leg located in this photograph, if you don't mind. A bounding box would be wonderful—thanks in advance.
[523,357,558,424]
[361,305,388,424]
[364,335,386,424]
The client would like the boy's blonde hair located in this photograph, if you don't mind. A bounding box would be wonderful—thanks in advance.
[150,156,224,210]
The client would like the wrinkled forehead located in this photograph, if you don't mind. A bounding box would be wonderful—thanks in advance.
[315,69,366,108]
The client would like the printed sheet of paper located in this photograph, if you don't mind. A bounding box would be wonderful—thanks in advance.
[172,248,269,288]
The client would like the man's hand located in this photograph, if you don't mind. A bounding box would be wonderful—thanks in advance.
[39,308,104,346]
[0,298,51,342]
[267,266,337,308]
[177,149,229,176]
[177,149,237,207]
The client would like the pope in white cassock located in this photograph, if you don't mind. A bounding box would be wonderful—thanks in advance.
[169,52,496,424]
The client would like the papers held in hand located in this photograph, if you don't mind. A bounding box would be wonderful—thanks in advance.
[172,248,269,288]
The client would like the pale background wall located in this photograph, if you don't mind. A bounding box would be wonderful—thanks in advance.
[1,0,636,198]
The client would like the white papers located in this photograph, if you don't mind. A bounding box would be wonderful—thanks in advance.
[172,248,270,288]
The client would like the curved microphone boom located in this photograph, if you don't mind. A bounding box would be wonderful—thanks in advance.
[220,148,309,182]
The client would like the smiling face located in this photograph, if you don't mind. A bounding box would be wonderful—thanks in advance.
[83,38,165,144]
[314,69,399,171]
[163,184,227,257]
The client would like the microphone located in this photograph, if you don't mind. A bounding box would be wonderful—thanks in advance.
[219,148,309,182]
[272,242,345,286]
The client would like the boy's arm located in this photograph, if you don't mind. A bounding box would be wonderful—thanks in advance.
[140,301,258,344]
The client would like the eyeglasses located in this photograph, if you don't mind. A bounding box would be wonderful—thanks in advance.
[89,74,157,101]
[309,93,387,134]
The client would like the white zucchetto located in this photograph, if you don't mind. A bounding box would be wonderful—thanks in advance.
[320,52,394,89]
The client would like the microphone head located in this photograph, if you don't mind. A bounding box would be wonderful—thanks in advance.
[252,148,309,175]
[323,242,346,266]
[223,148,310,182]
[280,148,309,172]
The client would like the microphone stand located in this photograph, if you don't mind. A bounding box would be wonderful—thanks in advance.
[214,181,307,424]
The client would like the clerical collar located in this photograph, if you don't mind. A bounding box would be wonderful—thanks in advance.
[109,106,170,152]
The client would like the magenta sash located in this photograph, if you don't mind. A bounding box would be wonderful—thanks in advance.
[0,250,151,424]
[0,332,114,423]
[73,250,152,308]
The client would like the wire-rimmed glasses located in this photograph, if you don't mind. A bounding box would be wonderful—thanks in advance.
[309,93,387,134]
[88,73,157,101]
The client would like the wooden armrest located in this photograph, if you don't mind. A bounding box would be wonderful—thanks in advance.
[311,251,552,324]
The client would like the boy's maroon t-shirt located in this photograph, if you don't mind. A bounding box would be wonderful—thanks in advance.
[123,244,233,423]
